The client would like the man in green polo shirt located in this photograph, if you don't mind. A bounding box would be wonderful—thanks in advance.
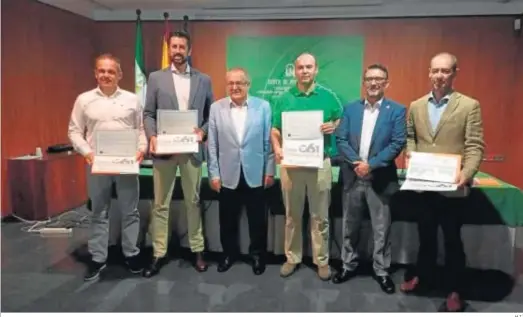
[271,53,342,281]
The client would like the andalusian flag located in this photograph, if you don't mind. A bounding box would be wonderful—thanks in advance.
[161,16,170,69]
[134,13,147,106]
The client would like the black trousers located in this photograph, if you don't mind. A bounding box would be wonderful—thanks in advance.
[219,170,267,258]
[415,192,466,293]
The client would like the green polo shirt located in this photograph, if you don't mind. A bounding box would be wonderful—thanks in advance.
[272,85,343,157]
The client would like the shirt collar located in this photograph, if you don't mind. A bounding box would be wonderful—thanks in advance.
[289,84,318,96]
[364,98,383,109]
[429,90,453,103]
[95,86,121,98]
[171,63,191,75]
[229,96,249,108]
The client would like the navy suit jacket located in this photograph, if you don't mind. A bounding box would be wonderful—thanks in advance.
[335,98,407,198]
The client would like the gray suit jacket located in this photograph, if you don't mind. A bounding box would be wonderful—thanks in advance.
[143,67,214,163]
[207,96,275,189]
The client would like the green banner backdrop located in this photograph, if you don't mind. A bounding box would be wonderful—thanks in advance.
[226,35,365,156]
[226,35,365,106]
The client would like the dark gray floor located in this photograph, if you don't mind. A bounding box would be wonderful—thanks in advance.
[2,207,522,312]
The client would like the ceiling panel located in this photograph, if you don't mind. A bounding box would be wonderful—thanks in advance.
[36,0,523,20]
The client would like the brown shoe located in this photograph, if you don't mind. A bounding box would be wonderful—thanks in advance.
[194,252,208,272]
[400,276,420,293]
[317,265,331,281]
[280,262,298,277]
[438,292,466,312]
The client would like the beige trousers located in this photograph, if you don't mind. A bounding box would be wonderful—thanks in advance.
[281,158,332,266]
[150,155,204,257]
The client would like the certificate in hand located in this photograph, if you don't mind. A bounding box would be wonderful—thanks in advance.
[281,110,324,168]
[156,110,199,154]
[400,152,461,192]
[92,130,139,175]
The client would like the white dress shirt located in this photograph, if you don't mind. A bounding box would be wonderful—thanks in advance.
[230,99,248,144]
[171,64,191,111]
[67,87,147,156]
[359,98,382,162]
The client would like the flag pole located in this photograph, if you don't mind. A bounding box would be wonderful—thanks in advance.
[183,15,189,32]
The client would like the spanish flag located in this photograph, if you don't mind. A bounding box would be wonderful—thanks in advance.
[161,14,170,69]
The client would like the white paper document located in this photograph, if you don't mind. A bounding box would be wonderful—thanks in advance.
[95,130,138,157]
[156,134,199,154]
[92,156,139,174]
[400,152,461,192]
[281,111,324,168]
[92,130,139,174]
[156,110,199,154]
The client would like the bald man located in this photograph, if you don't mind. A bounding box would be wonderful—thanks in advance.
[271,53,343,281]
[207,68,274,275]
[400,52,484,312]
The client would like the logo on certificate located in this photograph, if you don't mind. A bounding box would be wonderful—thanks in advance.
[299,143,320,154]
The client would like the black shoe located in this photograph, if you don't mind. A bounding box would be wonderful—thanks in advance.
[143,257,164,278]
[332,269,357,284]
[84,260,106,281]
[194,252,208,272]
[252,256,266,275]
[374,275,395,294]
[217,256,234,273]
[126,254,143,274]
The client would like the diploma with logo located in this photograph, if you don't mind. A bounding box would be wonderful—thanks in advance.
[281,110,324,168]
[92,130,139,174]
[400,152,461,192]
[156,110,198,154]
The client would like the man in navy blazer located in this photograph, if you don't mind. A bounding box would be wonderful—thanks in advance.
[334,64,406,294]
[207,67,275,275]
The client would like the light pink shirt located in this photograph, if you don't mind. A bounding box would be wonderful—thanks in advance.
[68,87,147,156]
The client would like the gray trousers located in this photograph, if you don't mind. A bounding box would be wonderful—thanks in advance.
[341,179,391,276]
[87,172,140,263]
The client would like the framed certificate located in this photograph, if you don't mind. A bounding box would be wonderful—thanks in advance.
[91,130,139,175]
[156,110,199,154]
[281,110,324,168]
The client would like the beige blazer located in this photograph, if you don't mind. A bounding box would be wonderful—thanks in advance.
[406,91,485,180]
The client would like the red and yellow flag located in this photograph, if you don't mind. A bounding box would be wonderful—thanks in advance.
[161,16,170,69]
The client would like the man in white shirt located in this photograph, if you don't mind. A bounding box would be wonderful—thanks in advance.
[68,53,147,281]
[207,68,274,275]
[334,64,407,293]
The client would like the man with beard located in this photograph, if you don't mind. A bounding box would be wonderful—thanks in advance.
[143,30,214,277]
[207,67,274,275]
[333,64,406,294]
[271,53,342,281]
[400,52,484,312]
[68,54,147,281]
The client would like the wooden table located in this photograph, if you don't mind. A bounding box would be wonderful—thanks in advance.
[7,152,87,220]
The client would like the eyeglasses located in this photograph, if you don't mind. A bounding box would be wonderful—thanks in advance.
[226,81,249,87]
[363,77,387,83]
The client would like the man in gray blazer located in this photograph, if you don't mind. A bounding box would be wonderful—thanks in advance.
[142,30,214,278]
[207,67,274,275]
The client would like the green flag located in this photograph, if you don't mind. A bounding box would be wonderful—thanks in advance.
[135,15,147,106]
